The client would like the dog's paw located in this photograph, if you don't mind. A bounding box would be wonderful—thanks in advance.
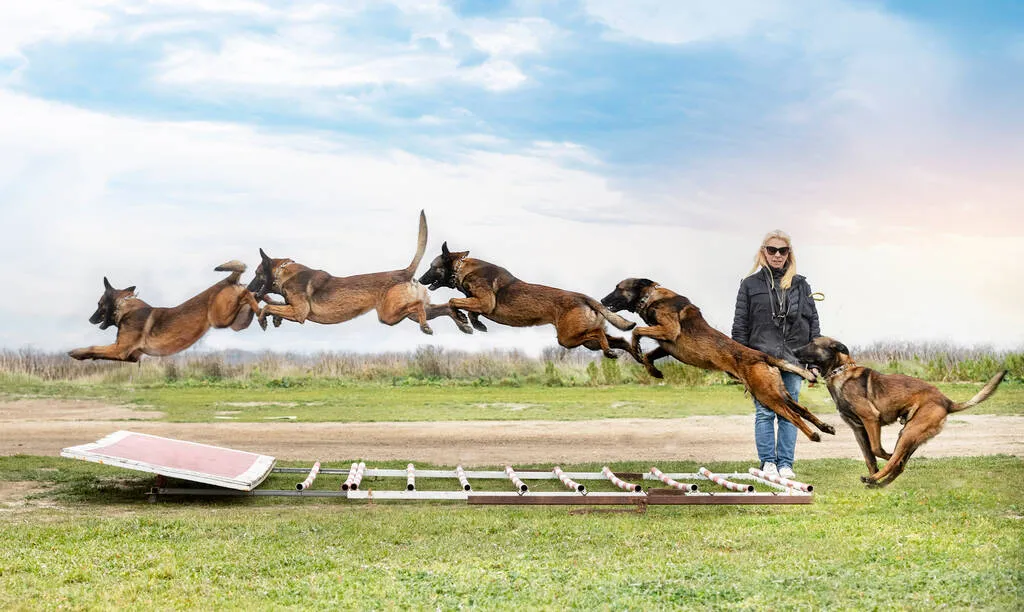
[604,350,619,359]
[820,423,836,435]
[471,319,488,332]
[809,432,821,442]
[420,324,434,335]
[455,320,474,334]
[257,316,268,331]
[272,316,283,328]
[68,349,88,360]
[648,367,664,380]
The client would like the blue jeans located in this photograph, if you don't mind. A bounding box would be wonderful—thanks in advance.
[754,371,802,469]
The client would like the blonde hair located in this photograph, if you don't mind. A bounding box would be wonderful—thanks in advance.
[749,229,797,290]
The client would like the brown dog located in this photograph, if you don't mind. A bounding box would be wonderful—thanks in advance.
[68,262,259,362]
[795,336,1006,486]
[601,278,835,442]
[248,211,472,335]
[418,243,641,360]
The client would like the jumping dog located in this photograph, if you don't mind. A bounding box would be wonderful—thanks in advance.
[795,336,1006,486]
[68,262,259,362]
[601,278,835,442]
[248,211,473,335]
[418,242,641,361]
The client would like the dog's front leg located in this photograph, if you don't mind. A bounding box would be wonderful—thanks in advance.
[68,344,141,362]
[449,293,496,315]
[639,345,669,379]
[258,300,310,329]
[630,324,678,356]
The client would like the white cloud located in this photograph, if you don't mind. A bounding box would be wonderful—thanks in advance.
[583,0,788,45]
[0,0,112,59]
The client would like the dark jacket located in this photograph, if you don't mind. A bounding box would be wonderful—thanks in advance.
[732,267,820,365]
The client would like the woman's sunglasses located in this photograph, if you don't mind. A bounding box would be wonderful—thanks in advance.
[764,246,790,256]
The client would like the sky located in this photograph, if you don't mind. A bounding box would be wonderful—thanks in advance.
[1,0,1022,357]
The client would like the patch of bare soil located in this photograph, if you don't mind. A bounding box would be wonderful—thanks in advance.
[0,481,59,513]
[0,398,164,422]
[1,399,1021,466]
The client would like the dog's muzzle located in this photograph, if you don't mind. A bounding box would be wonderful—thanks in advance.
[600,294,626,312]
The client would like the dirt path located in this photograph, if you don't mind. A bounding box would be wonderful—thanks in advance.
[1,399,1022,465]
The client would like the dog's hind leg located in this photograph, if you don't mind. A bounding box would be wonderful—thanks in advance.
[566,327,618,359]
[862,404,945,487]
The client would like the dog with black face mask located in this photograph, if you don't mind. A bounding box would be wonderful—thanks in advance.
[247,211,472,335]
[419,242,641,361]
[601,278,835,442]
[795,336,1006,486]
[69,262,259,362]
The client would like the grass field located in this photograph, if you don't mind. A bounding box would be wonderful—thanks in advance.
[1,455,1022,609]
[3,377,1022,422]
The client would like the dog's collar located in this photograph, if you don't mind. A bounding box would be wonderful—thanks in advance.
[826,362,856,380]
[452,257,466,282]
[636,285,660,312]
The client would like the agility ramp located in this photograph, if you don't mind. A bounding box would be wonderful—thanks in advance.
[61,431,276,491]
[62,432,813,506]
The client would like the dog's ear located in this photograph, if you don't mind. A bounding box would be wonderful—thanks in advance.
[637,278,657,290]
[103,277,113,291]
[126,286,136,294]
[834,341,850,355]
[259,248,271,264]
[441,241,450,257]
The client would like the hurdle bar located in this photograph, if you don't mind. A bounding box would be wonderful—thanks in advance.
[456,465,472,491]
[748,467,813,493]
[505,466,529,494]
[553,466,587,495]
[295,461,320,491]
[602,466,642,492]
[698,467,754,493]
[650,467,698,492]
[406,463,416,491]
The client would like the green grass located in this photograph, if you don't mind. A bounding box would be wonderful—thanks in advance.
[3,378,1022,422]
[1,455,1022,609]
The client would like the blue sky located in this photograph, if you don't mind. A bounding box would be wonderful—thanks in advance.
[1,0,1022,355]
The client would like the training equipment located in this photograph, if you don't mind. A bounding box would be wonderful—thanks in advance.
[61,431,274,491]
[62,432,815,506]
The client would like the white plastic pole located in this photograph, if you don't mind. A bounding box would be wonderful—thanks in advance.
[341,462,359,491]
[296,461,321,491]
[406,463,416,491]
[748,467,813,492]
[456,466,472,491]
[601,466,642,492]
[650,467,698,492]
[699,467,753,492]
[504,466,528,494]
[553,466,587,494]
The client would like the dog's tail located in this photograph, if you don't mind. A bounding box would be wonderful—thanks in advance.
[584,297,636,331]
[950,370,1007,412]
[214,260,247,284]
[766,355,817,382]
[403,210,428,279]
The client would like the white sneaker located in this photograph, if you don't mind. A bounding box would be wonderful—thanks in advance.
[778,466,796,480]
[761,462,779,477]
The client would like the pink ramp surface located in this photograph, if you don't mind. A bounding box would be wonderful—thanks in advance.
[61,431,275,491]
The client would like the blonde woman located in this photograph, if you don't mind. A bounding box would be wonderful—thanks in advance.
[732,230,820,480]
